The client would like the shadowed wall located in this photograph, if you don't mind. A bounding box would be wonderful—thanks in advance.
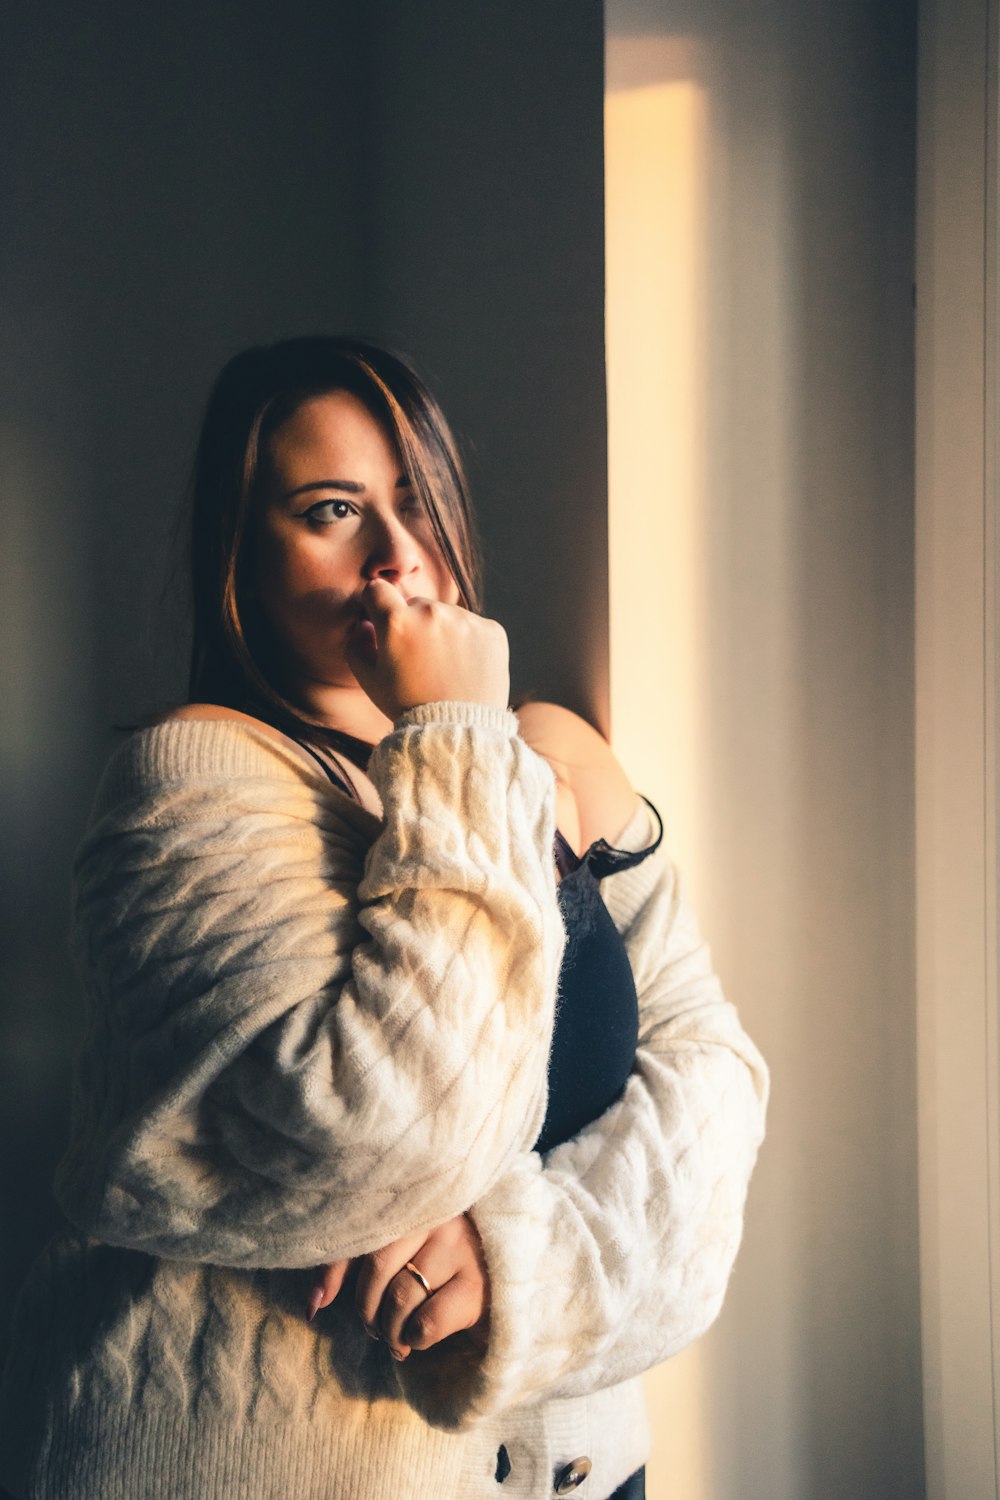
[0,0,607,1347]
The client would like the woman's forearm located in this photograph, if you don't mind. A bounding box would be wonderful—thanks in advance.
[57,710,565,1270]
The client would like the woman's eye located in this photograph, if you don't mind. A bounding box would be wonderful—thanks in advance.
[303,499,354,524]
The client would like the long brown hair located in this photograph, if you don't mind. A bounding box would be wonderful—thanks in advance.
[187,336,483,758]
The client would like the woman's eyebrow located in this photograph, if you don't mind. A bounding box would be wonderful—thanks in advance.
[286,476,412,499]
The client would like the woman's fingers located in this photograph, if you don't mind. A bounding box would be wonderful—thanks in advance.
[306,1258,350,1320]
[353,1230,429,1341]
[361,1213,490,1359]
[345,579,510,721]
[344,582,397,683]
[374,1257,442,1358]
[402,1268,486,1352]
[359,576,409,625]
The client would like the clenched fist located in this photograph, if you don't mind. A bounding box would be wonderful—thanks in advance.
[345,579,509,721]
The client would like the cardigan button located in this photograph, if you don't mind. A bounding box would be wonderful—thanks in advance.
[554,1456,593,1494]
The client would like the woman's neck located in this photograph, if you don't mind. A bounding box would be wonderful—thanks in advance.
[283,676,395,747]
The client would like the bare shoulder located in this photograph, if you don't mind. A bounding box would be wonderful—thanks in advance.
[156,703,285,740]
[514,700,626,777]
[514,701,639,849]
[154,705,383,817]
[154,703,302,757]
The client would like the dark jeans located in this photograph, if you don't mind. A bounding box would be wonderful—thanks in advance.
[607,1468,645,1500]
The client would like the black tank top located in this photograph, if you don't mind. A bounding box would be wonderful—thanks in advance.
[538,807,662,1152]
[292,739,662,1155]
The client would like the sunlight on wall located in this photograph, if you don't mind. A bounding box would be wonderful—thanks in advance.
[605,47,713,1500]
[605,64,710,890]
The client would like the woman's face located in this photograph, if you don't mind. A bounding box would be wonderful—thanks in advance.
[253,389,461,694]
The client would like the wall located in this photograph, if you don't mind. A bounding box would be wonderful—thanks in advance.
[606,2,921,1497]
[0,0,607,1345]
[0,0,368,1342]
[915,0,1000,1492]
[1,2,922,1492]
[359,0,610,721]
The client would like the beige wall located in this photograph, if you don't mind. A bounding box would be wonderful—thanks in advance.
[606,2,922,1496]
[915,0,1000,1492]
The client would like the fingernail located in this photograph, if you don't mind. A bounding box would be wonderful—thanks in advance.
[364,1324,381,1342]
[306,1287,324,1323]
[389,1348,407,1362]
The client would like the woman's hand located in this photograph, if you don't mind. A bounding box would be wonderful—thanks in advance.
[306,1212,491,1361]
[345,578,509,720]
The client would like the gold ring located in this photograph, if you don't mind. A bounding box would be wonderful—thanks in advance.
[403,1261,432,1296]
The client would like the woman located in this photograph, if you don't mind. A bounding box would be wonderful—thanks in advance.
[0,337,768,1500]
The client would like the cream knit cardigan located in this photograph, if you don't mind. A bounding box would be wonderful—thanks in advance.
[0,702,769,1500]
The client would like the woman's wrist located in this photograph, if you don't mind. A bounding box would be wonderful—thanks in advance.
[394,701,518,734]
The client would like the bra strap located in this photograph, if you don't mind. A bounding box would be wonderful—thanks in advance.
[289,737,358,801]
[585,797,664,880]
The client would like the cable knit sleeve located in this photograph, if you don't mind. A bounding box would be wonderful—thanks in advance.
[55,702,564,1270]
[396,806,769,1429]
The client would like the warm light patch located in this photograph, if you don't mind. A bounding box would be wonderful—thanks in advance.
[605,47,713,1500]
[605,68,710,890]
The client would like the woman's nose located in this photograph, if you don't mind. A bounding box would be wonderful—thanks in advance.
[361,512,421,584]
